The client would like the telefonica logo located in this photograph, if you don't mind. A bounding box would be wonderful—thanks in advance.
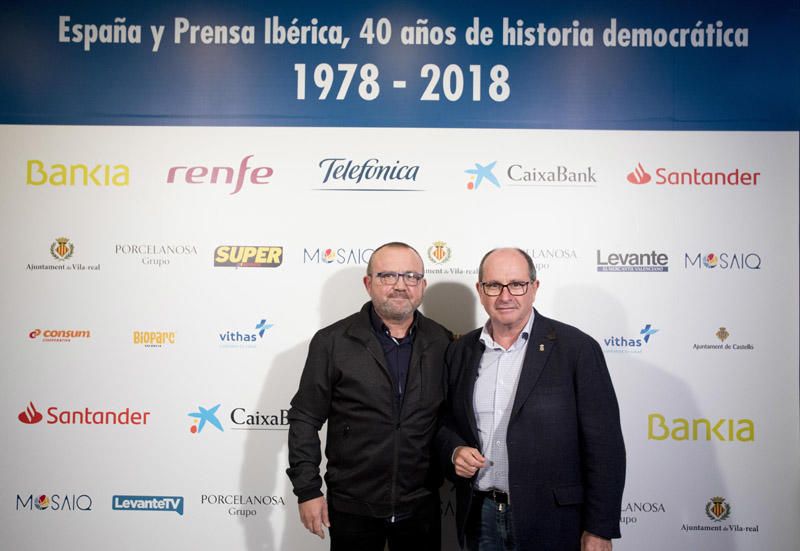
[317,158,420,191]
[27,160,130,187]
[647,413,754,442]
[166,155,273,195]
[112,495,184,515]
[626,162,760,188]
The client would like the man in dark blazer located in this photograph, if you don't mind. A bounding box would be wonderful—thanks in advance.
[287,242,451,550]
[437,248,625,551]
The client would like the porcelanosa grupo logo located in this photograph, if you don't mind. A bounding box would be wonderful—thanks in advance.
[465,161,500,190]
[166,155,273,195]
[625,162,761,188]
[317,158,420,190]
[115,244,199,268]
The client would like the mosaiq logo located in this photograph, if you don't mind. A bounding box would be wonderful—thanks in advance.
[166,155,273,195]
[684,252,761,270]
[317,158,420,190]
[16,493,93,512]
[626,162,760,188]
[17,401,151,426]
[303,247,374,265]
[603,324,659,353]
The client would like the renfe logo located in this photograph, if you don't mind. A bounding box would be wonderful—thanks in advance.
[166,155,272,195]
[112,495,184,515]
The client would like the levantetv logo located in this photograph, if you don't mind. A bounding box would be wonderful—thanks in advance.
[112,495,184,516]
[597,250,668,272]
[626,162,760,188]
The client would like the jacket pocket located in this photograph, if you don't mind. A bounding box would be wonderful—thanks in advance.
[553,484,584,506]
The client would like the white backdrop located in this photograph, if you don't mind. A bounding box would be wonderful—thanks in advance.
[1,125,798,550]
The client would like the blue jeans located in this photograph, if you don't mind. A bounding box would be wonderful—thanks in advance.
[466,495,515,551]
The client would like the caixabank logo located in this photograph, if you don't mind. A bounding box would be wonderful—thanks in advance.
[27,160,130,188]
[680,496,759,534]
[188,403,288,435]
[17,401,151,427]
[16,493,93,512]
[626,162,760,188]
[214,246,283,268]
[166,155,273,195]
[465,160,597,190]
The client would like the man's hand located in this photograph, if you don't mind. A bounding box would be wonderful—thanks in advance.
[581,531,611,551]
[453,446,487,478]
[298,496,330,539]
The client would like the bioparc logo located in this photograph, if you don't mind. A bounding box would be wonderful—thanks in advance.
[188,403,288,434]
[16,493,93,512]
[17,401,151,426]
[166,155,273,195]
[603,324,659,353]
[303,247,374,265]
[214,246,283,268]
[316,158,421,191]
[27,237,101,272]
[28,328,91,343]
[133,331,176,348]
[684,252,762,270]
[219,319,273,348]
[680,496,759,534]
[112,495,184,515]
[626,162,761,188]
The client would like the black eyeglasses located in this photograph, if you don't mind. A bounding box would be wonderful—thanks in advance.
[480,281,531,296]
[370,271,425,286]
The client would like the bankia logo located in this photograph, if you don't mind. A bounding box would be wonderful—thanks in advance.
[465,161,501,190]
[625,162,760,188]
[115,244,199,268]
[27,238,101,272]
[648,413,754,442]
[303,247,374,265]
[17,402,151,426]
[166,155,272,195]
[684,252,762,270]
[317,157,420,191]
[112,495,184,515]
[27,160,129,188]
[16,493,93,512]
[133,331,176,348]
[28,328,91,343]
[597,250,668,272]
[214,246,283,268]
[603,324,659,353]
[219,319,273,348]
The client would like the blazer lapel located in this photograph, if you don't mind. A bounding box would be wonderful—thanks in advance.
[511,311,556,420]
[462,335,484,446]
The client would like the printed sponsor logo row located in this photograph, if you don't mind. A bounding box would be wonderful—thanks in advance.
[23,157,762,193]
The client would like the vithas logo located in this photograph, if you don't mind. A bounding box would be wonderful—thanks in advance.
[19,402,43,424]
[627,163,651,184]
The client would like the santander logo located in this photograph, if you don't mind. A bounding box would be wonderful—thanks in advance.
[627,163,652,184]
[19,402,43,424]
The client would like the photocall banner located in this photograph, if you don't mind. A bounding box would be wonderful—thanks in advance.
[1,2,798,551]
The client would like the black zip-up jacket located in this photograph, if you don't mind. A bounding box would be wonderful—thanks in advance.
[286,302,452,518]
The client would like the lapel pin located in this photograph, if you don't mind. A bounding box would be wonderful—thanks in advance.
[539,344,545,352]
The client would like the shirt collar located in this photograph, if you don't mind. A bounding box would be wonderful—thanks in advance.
[479,308,535,351]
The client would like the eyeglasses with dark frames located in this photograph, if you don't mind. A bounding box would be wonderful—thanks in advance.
[480,280,531,296]
[371,271,425,286]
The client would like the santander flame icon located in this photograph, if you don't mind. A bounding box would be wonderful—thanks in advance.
[627,163,652,184]
[18,402,43,424]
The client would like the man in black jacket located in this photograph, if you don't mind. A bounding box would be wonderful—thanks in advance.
[287,242,452,550]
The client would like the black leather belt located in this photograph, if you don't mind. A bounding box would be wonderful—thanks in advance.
[475,489,510,505]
